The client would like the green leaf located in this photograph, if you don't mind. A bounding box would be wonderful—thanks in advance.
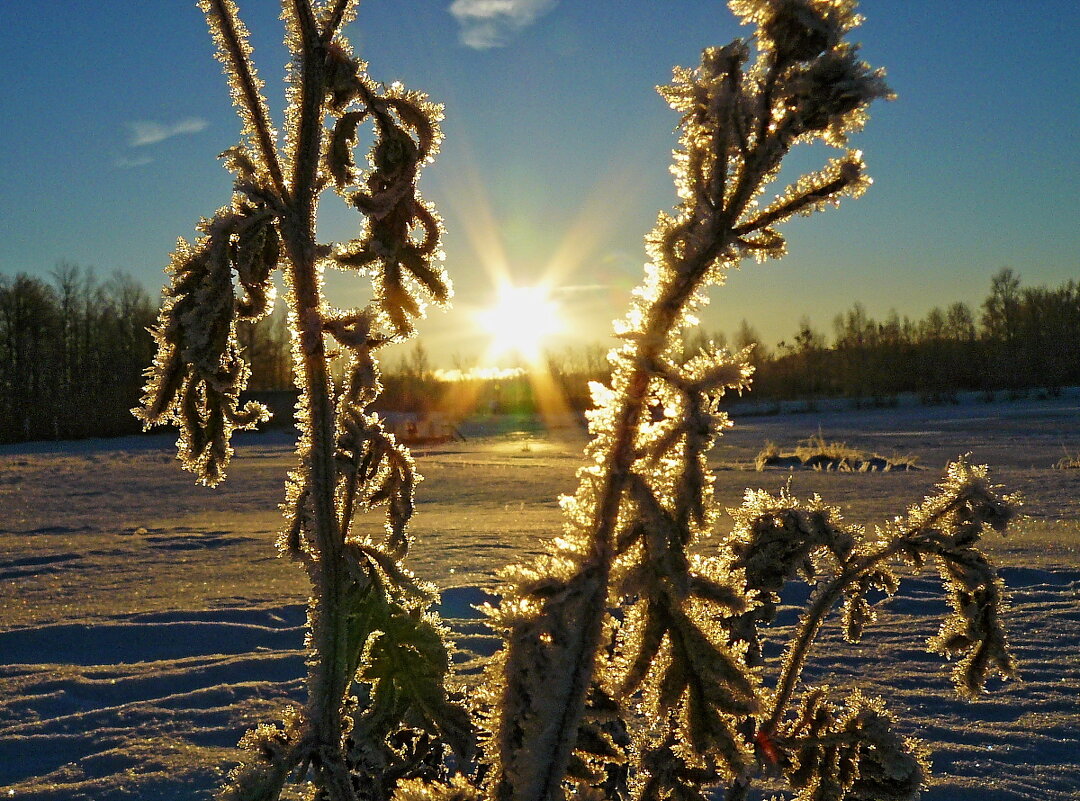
[359,605,476,761]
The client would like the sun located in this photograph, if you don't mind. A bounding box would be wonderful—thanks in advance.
[477,284,562,362]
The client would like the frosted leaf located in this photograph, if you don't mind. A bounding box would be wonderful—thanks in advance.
[928,553,1017,697]
[780,45,892,145]
[336,407,418,556]
[327,109,368,187]
[727,488,855,591]
[723,488,856,664]
[782,690,928,801]
[318,67,449,339]
[135,207,275,485]
[393,775,480,801]
[317,0,362,43]
[636,733,723,801]
[659,41,750,141]
[869,460,1020,696]
[681,344,755,393]
[218,705,308,800]
[485,558,609,801]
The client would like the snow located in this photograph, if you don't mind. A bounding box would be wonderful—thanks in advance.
[0,391,1078,799]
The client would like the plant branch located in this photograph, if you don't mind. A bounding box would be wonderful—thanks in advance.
[723,55,783,222]
[290,0,321,52]
[288,0,325,205]
[761,495,968,738]
[733,174,852,235]
[203,0,288,198]
[320,0,357,41]
[761,546,895,737]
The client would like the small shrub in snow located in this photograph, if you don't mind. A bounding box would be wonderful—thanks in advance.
[756,434,920,472]
[138,2,1018,800]
[1054,451,1080,470]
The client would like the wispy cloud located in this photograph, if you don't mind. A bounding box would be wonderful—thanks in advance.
[127,117,209,147]
[113,155,154,169]
[448,0,556,49]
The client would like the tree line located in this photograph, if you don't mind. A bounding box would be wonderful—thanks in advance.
[1,266,1075,443]
[534,268,1080,413]
[0,265,290,443]
[750,268,1080,403]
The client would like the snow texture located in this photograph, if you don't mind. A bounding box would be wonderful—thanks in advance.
[0,391,1078,799]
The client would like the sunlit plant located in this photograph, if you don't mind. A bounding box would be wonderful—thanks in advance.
[138,1,1018,800]
[137,1,464,797]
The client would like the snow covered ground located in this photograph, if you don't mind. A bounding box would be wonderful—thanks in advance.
[1,391,1078,799]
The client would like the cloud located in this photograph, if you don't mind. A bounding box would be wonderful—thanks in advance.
[448,0,556,48]
[127,117,209,147]
[113,155,154,169]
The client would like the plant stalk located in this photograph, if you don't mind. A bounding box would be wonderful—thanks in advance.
[527,234,733,801]
[204,0,287,197]
[279,11,356,796]
[760,549,893,737]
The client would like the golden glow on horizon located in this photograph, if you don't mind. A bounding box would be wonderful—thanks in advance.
[435,145,631,429]
[433,366,525,382]
[477,284,562,362]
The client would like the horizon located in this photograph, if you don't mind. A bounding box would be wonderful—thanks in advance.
[1,1,1077,368]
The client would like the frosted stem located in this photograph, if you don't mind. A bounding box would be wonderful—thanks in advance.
[280,13,356,797]
[761,551,887,736]
[203,0,287,197]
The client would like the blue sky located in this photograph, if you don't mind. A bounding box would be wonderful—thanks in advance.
[0,1,1076,366]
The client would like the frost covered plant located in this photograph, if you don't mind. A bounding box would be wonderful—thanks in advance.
[138,2,1019,801]
[466,2,1015,801]
[716,461,1017,799]
[137,1,466,798]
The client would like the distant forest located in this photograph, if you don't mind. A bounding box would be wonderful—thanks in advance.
[0,265,289,443]
[747,267,1080,404]
[0,266,1076,443]
[390,267,1080,415]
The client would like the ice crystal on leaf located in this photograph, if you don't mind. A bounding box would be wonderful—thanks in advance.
[329,76,451,337]
[723,488,856,666]
[134,202,277,486]
[889,460,1019,698]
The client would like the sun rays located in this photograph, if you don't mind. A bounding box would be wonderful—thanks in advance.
[477,283,562,362]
